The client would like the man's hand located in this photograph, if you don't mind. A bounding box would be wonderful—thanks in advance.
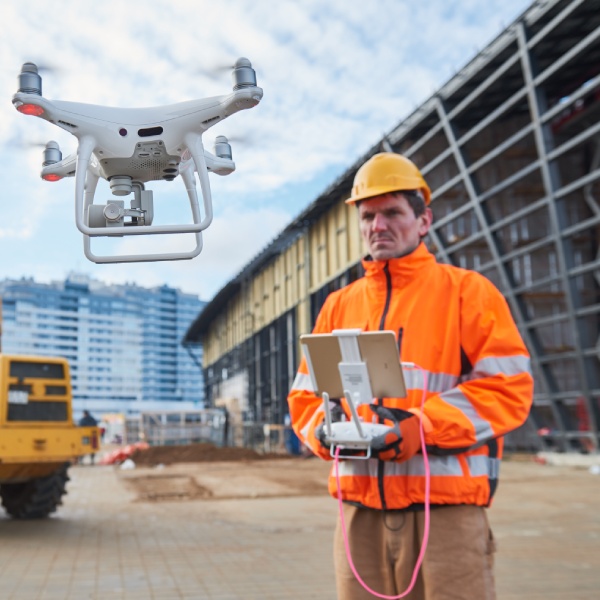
[314,420,368,458]
[314,420,330,449]
[369,404,422,462]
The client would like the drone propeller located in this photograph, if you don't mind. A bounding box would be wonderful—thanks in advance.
[199,59,238,78]
[33,62,60,75]
[199,57,259,87]
[214,133,253,145]
[41,141,62,164]
[12,140,47,149]
[16,59,61,74]
[8,137,66,181]
[16,61,62,98]
[8,138,62,163]
[205,62,235,74]
[6,136,63,151]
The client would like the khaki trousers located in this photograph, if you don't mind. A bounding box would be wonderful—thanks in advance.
[334,504,496,600]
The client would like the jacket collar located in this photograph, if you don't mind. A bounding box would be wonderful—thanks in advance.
[362,242,435,285]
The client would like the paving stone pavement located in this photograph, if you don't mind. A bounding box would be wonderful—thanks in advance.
[0,457,599,599]
[0,462,337,600]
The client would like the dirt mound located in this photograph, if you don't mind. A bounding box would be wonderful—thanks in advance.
[129,442,282,466]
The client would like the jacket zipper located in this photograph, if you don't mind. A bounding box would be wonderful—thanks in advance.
[378,262,392,330]
[377,262,393,511]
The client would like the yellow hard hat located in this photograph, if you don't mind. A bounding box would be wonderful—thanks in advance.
[346,152,431,205]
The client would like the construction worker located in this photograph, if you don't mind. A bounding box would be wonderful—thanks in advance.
[287,153,534,600]
[78,410,98,465]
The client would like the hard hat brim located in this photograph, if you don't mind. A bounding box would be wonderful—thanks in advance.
[345,184,431,205]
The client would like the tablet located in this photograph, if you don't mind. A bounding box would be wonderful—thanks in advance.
[300,330,406,399]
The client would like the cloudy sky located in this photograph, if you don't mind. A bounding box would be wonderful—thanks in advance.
[0,0,533,300]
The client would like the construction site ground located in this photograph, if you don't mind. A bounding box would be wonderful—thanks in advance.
[0,445,599,600]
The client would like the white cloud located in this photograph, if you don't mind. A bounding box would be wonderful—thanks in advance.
[87,204,290,297]
[0,0,534,300]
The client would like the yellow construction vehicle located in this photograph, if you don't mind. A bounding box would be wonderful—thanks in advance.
[0,354,99,518]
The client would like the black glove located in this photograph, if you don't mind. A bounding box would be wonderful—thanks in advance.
[315,420,330,449]
[369,404,422,462]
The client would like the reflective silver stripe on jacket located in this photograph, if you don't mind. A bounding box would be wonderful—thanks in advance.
[402,369,458,394]
[291,371,314,392]
[438,388,495,442]
[299,408,324,441]
[404,364,496,442]
[467,455,501,479]
[336,453,500,479]
[402,355,530,394]
[437,355,530,444]
[467,355,532,380]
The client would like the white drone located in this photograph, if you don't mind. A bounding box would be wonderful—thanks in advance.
[12,59,263,263]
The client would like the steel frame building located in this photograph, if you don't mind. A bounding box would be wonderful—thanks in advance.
[185,0,600,452]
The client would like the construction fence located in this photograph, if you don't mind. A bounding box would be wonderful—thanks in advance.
[125,409,301,455]
[124,408,545,456]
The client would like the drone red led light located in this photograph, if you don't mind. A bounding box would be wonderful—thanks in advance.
[17,103,44,117]
[42,173,62,182]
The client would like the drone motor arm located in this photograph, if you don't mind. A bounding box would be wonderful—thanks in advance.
[41,153,76,181]
[83,169,204,263]
[203,152,235,176]
[179,142,236,178]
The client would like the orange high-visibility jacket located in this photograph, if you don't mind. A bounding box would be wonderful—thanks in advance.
[288,243,534,510]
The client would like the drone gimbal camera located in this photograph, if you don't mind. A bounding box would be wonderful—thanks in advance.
[12,59,263,263]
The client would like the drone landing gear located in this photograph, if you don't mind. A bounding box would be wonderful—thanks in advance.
[78,134,211,264]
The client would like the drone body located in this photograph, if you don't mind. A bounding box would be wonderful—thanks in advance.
[13,59,263,263]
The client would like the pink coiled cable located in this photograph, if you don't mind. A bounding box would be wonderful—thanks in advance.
[333,365,430,599]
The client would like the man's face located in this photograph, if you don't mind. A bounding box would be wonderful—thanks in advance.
[358,193,432,260]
